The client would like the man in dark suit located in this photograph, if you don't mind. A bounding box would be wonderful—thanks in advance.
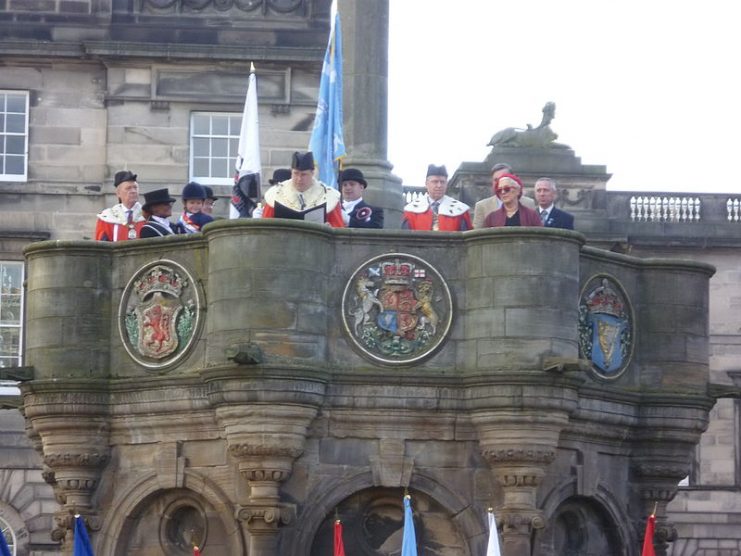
[140,188,183,238]
[534,177,574,230]
[339,168,384,229]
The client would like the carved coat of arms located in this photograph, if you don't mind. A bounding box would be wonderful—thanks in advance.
[119,262,201,368]
[342,254,452,365]
[578,275,634,379]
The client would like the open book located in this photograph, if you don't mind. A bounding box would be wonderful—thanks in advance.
[274,202,326,224]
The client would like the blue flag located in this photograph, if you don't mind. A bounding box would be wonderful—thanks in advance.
[73,515,95,556]
[308,9,346,189]
[0,528,12,556]
[401,495,418,556]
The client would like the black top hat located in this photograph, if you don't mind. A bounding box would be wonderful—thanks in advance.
[338,168,367,188]
[142,188,176,212]
[291,151,315,171]
[182,181,206,201]
[202,185,217,201]
[114,170,137,187]
[426,164,448,178]
[269,168,292,185]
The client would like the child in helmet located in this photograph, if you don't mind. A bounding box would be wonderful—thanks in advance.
[178,181,215,233]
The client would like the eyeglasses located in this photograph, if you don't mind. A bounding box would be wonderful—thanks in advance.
[496,186,518,194]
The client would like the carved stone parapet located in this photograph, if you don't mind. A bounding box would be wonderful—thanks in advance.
[482,447,556,467]
[44,451,110,468]
[228,443,303,460]
[631,461,690,482]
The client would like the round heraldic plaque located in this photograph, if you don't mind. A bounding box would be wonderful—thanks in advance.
[342,253,453,365]
[578,274,634,380]
[119,261,202,369]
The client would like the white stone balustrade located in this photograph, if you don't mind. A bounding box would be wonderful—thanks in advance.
[630,196,701,222]
[727,198,741,222]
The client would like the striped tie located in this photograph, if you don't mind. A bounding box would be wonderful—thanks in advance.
[431,201,440,231]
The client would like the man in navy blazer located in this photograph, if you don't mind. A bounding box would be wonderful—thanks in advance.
[339,168,384,229]
[534,177,574,230]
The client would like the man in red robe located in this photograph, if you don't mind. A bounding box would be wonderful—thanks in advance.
[261,151,345,228]
[402,164,472,231]
[94,170,146,241]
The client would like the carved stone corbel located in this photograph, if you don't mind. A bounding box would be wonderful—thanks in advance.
[21,380,110,546]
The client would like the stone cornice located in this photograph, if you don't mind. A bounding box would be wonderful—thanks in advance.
[0,39,324,63]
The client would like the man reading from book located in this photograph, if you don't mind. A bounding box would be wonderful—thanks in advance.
[261,151,345,227]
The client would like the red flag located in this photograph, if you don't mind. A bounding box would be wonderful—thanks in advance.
[334,520,346,556]
[641,514,656,556]
[193,546,201,556]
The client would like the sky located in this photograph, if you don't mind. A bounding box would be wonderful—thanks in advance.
[387,1,741,193]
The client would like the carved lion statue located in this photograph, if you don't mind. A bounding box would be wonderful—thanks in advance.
[488,102,568,149]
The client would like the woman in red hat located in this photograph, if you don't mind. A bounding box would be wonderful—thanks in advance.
[483,173,543,228]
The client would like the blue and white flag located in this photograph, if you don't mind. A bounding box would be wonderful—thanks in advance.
[0,527,12,556]
[401,494,418,556]
[308,5,346,189]
[486,510,502,556]
[73,515,95,556]
[231,64,261,218]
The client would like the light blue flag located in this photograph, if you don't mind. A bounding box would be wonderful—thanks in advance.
[308,9,346,189]
[401,495,418,556]
[73,515,95,556]
[0,527,12,556]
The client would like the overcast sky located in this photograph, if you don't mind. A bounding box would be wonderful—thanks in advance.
[387,1,740,193]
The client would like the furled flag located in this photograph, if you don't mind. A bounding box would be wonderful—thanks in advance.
[401,494,418,556]
[308,2,346,189]
[0,527,12,556]
[641,512,656,556]
[486,509,502,556]
[73,515,94,556]
[334,519,346,556]
[230,63,261,218]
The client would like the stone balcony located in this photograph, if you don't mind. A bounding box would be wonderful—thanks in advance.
[20,221,717,556]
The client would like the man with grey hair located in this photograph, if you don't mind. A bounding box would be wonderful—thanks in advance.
[534,177,574,229]
[473,162,536,228]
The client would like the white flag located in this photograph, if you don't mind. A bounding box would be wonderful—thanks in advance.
[230,66,261,218]
[486,510,502,556]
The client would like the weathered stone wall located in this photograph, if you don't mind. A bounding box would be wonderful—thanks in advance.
[20,223,715,556]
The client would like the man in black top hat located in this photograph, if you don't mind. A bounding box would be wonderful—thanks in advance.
[339,168,384,229]
[269,168,291,185]
[261,151,345,227]
[140,188,183,238]
[94,170,146,241]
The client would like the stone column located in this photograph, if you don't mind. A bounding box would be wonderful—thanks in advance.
[469,376,581,556]
[203,368,326,556]
[22,379,110,551]
[339,0,403,227]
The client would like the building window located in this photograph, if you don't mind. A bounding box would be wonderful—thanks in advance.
[1,516,16,556]
[190,112,241,186]
[0,91,29,182]
[0,262,24,369]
